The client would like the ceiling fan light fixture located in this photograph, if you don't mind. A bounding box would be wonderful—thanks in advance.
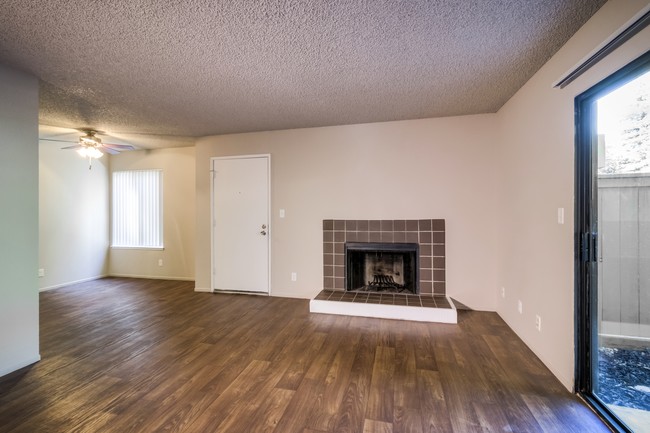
[45,129,135,169]
[80,135,101,146]
[77,146,103,159]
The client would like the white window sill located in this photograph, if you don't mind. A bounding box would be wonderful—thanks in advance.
[110,246,165,251]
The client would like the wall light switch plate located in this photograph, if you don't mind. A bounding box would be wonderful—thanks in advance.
[518,300,523,314]
[38,268,45,277]
[291,272,297,281]
[279,209,285,218]
[501,287,505,298]
[535,315,542,332]
[557,207,565,224]
[158,259,163,267]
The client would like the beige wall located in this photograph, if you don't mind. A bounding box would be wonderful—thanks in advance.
[196,115,500,309]
[39,141,109,290]
[0,64,40,377]
[109,147,196,280]
[496,0,650,390]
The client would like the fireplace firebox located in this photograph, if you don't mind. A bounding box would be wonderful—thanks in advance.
[345,242,419,294]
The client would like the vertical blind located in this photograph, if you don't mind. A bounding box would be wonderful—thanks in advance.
[112,169,163,248]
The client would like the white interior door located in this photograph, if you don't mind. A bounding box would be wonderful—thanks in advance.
[212,155,270,294]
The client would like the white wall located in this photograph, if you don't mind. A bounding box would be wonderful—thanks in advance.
[38,141,109,290]
[0,64,40,377]
[109,147,196,280]
[196,115,500,309]
[496,0,650,390]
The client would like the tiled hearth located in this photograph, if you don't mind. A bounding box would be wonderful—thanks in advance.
[310,289,457,323]
[315,289,452,307]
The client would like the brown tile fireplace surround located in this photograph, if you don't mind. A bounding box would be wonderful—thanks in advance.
[322,219,446,295]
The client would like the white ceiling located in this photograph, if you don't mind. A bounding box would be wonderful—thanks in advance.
[1,0,605,147]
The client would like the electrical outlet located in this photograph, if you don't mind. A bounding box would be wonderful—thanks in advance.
[518,300,523,314]
[38,268,45,277]
[535,315,542,332]
[158,259,163,267]
[291,272,297,281]
[501,287,505,298]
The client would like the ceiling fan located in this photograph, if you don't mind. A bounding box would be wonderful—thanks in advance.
[41,129,136,168]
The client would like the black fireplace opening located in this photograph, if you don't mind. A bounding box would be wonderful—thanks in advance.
[345,242,419,294]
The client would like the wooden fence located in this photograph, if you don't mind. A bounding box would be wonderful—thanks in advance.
[598,173,650,339]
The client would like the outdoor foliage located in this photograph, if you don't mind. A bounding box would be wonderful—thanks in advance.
[599,72,650,174]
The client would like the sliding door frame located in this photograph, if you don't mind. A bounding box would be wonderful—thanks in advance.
[575,50,650,433]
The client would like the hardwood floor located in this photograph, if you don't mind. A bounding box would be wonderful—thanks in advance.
[0,278,610,432]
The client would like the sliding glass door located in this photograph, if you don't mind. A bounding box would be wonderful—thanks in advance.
[576,51,650,433]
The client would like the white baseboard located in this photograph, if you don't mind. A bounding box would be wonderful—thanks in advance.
[269,291,312,299]
[39,275,107,292]
[41,274,195,292]
[0,355,41,378]
[108,273,194,281]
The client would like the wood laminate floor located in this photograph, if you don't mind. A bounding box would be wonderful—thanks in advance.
[0,278,610,433]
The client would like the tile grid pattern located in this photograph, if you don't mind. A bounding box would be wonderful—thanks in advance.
[323,219,445,295]
[314,289,452,309]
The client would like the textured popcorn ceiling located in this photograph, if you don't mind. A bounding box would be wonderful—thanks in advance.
[0,0,605,147]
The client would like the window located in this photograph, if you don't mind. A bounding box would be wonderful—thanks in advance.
[112,169,163,249]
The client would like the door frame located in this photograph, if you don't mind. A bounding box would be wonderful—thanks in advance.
[575,50,650,433]
[210,154,271,295]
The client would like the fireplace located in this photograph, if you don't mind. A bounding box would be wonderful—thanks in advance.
[323,219,446,295]
[345,242,419,293]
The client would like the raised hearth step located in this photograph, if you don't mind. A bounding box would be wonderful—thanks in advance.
[309,289,457,323]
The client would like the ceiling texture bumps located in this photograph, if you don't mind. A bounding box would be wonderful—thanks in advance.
[0,0,605,145]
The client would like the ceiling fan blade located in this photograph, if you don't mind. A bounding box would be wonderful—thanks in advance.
[103,147,120,155]
[103,143,135,151]
[40,138,77,143]
[61,145,83,150]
